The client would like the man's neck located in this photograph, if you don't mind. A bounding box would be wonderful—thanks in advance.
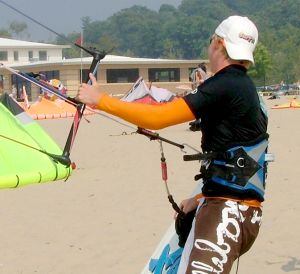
[214,59,248,74]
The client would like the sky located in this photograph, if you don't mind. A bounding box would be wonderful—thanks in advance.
[0,0,182,41]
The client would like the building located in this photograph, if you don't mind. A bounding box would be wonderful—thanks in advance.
[0,37,69,96]
[0,37,70,64]
[0,38,207,101]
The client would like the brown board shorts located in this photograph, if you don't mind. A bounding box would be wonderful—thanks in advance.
[181,198,262,274]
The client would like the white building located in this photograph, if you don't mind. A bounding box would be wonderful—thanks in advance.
[0,37,70,64]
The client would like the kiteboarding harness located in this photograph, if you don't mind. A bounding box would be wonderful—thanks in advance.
[183,137,274,201]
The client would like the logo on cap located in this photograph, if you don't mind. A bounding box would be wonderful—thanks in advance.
[239,32,256,44]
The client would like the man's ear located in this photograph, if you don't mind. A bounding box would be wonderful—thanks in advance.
[216,37,225,48]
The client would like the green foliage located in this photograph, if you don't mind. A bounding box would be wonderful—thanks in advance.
[9,21,28,38]
[222,0,273,15]
[178,0,232,20]
[0,28,12,38]
[248,43,272,86]
[159,4,178,15]
[55,32,81,58]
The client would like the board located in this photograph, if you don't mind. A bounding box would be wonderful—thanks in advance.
[141,180,204,274]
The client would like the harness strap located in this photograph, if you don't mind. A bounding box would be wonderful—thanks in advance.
[183,151,227,162]
[194,193,261,208]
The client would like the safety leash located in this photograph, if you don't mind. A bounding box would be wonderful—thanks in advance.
[158,140,185,218]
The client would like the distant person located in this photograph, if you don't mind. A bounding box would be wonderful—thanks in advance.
[191,63,208,90]
[10,85,17,99]
[189,63,209,131]
[77,15,269,274]
[42,79,67,100]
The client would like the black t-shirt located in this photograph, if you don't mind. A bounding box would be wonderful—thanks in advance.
[184,64,268,200]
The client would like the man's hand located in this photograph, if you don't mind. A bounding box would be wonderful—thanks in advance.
[174,196,199,219]
[76,73,105,106]
[180,197,199,214]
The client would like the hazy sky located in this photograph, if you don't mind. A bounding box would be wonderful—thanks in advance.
[0,0,182,41]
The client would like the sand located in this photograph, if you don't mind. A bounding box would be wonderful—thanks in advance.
[0,96,299,274]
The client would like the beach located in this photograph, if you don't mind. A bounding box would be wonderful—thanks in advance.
[0,96,299,274]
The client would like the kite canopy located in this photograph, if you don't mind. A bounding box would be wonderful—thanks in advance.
[271,99,300,109]
[18,81,93,120]
[121,77,177,104]
[0,93,72,188]
[22,97,93,120]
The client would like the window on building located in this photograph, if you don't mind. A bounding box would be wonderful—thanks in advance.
[13,51,19,61]
[39,70,60,80]
[148,68,180,82]
[0,51,8,61]
[28,51,33,60]
[39,51,47,61]
[106,69,139,83]
[11,74,32,101]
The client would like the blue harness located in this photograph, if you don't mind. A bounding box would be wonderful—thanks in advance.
[184,139,273,201]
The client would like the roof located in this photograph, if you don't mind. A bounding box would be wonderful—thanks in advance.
[8,55,206,69]
[0,37,70,49]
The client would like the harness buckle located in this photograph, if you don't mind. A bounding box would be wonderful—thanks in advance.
[236,157,245,168]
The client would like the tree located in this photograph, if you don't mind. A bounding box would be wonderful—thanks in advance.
[107,6,161,57]
[9,21,28,39]
[97,35,118,53]
[55,32,86,59]
[0,28,12,38]
[178,0,231,20]
[162,38,180,59]
[248,43,272,88]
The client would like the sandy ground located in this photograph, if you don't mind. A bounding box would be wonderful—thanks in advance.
[0,96,299,274]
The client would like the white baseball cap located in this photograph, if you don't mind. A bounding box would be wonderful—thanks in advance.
[215,15,258,63]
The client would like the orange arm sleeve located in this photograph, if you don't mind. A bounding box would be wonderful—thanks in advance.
[97,95,195,130]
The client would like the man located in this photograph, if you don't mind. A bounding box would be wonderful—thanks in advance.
[77,15,269,274]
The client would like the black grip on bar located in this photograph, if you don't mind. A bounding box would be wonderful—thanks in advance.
[136,127,185,149]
